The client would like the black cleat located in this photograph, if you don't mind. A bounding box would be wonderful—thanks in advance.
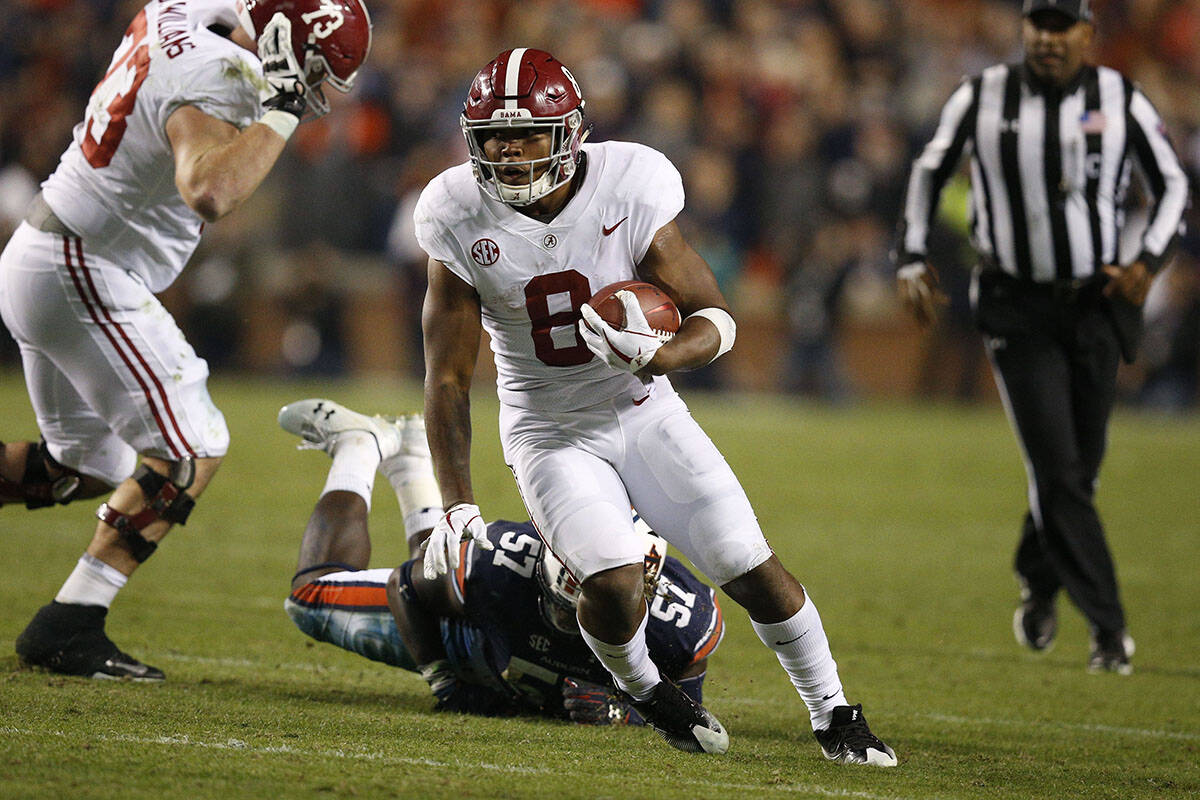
[1013,591,1057,652]
[1088,628,1134,675]
[627,679,729,754]
[814,704,897,767]
[15,601,164,682]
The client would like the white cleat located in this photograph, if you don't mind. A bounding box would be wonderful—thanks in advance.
[277,398,403,461]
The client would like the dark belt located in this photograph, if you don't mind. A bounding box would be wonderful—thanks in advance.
[24,192,77,237]
[979,264,1104,304]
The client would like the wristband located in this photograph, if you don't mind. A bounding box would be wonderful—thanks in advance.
[258,109,299,141]
[687,307,736,362]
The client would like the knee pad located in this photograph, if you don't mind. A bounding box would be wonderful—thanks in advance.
[1,439,87,509]
[96,458,196,562]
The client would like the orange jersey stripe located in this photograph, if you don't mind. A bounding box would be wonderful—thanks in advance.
[453,540,471,599]
[690,592,725,664]
[290,581,390,611]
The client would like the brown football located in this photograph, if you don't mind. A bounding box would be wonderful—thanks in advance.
[585,280,681,337]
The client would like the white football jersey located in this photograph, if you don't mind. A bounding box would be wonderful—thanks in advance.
[414,141,686,411]
[40,0,261,292]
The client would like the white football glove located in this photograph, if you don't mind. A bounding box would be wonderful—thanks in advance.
[422,502,493,580]
[896,261,947,328]
[578,290,666,373]
[256,12,306,105]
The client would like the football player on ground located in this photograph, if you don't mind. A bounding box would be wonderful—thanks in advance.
[0,0,371,681]
[414,48,896,765]
[278,398,724,723]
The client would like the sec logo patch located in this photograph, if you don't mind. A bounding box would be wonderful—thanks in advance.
[471,238,500,266]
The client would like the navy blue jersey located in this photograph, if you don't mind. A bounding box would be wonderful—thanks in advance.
[445,520,724,713]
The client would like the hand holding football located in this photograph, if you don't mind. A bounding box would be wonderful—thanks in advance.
[584,280,680,338]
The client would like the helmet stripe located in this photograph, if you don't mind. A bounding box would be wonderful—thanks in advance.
[504,47,527,110]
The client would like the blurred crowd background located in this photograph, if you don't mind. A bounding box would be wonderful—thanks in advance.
[1,0,1197,409]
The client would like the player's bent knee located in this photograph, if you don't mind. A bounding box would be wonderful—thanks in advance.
[1,439,106,509]
[720,555,805,620]
[96,458,197,562]
[581,563,645,608]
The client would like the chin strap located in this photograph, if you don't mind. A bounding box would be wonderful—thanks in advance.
[96,459,196,563]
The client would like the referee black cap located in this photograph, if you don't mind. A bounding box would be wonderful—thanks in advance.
[1023,0,1093,22]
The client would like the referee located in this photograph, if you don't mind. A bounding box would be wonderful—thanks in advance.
[895,0,1189,674]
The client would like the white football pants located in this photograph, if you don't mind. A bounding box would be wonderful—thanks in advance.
[500,384,772,586]
[0,224,228,484]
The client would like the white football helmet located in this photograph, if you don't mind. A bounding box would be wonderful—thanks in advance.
[536,513,668,635]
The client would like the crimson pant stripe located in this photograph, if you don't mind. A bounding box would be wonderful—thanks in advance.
[75,240,195,457]
[61,237,189,459]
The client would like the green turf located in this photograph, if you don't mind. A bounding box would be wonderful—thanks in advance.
[1,372,1197,799]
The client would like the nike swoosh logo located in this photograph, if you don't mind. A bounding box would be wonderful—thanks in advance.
[602,217,629,236]
[632,394,650,406]
[775,630,810,646]
[821,688,842,701]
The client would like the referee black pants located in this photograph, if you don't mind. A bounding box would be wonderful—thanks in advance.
[975,272,1126,635]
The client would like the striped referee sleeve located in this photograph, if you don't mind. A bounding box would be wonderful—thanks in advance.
[1126,85,1190,272]
[897,77,979,265]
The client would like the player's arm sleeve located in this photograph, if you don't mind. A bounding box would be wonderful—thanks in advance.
[1126,84,1190,273]
[630,149,686,263]
[159,53,262,134]
[449,541,475,609]
[688,588,725,666]
[413,184,475,286]
[645,567,725,678]
[895,77,979,266]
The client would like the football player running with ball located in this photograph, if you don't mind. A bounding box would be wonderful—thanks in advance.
[0,0,370,681]
[277,398,724,724]
[415,48,895,765]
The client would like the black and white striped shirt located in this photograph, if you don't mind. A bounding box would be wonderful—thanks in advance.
[899,63,1189,282]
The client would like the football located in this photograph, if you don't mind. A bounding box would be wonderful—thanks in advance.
[585,280,681,338]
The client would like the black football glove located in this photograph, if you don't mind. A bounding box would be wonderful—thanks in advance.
[257,12,308,119]
[420,660,516,718]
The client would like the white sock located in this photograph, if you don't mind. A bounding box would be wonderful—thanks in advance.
[322,431,380,510]
[55,553,127,608]
[751,590,847,731]
[578,603,661,701]
[379,451,442,538]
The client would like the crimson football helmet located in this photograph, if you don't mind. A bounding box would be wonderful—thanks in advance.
[536,515,668,635]
[237,0,372,117]
[461,48,590,206]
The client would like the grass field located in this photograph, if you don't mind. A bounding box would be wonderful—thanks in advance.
[1,372,1197,799]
